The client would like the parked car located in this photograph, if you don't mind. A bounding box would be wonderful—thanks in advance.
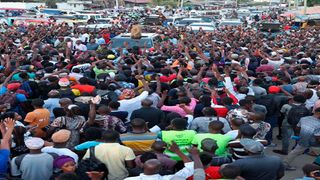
[111,33,160,50]
[219,19,243,27]
[174,18,204,27]
[188,22,215,32]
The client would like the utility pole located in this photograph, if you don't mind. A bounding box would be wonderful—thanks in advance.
[303,0,307,14]
[115,0,119,9]
[180,0,184,9]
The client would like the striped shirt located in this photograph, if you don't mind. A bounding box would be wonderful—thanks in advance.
[120,132,157,155]
[228,139,268,161]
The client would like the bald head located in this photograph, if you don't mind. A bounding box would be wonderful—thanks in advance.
[151,141,166,153]
[141,99,153,107]
[143,159,162,175]
[48,90,60,98]
[59,98,72,108]
[131,118,146,130]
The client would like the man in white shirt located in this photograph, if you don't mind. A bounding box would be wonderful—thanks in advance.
[41,130,78,162]
[118,77,150,119]
[124,142,194,180]
[80,30,90,44]
[74,40,87,52]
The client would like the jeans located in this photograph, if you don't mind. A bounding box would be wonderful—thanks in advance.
[265,115,278,144]
[284,145,320,165]
[281,125,294,153]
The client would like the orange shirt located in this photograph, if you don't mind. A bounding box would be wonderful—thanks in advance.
[24,108,50,138]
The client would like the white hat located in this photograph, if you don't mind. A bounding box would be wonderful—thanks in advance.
[25,137,44,150]
[271,52,277,57]
[231,54,239,59]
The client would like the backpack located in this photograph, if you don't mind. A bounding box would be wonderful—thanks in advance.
[287,104,310,126]
[77,146,108,180]
[0,91,17,107]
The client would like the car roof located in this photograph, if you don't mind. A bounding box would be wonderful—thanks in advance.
[181,18,203,21]
[190,22,213,25]
[220,19,242,23]
[114,33,158,38]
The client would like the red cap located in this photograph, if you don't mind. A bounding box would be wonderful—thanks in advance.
[7,83,21,91]
[268,86,281,94]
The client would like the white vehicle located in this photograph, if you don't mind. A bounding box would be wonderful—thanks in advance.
[219,19,243,27]
[74,13,105,21]
[174,18,205,27]
[251,10,264,17]
[78,23,113,29]
[111,33,160,50]
[164,16,185,27]
[188,22,215,32]
[237,9,250,14]
[189,10,202,17]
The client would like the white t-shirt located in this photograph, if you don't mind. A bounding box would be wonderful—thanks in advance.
[119,91,149,119]
[72,37,81,45]
[69,72,84,81]
[71,63,91,73]
[74,44,87,52]
[80,33,90,43]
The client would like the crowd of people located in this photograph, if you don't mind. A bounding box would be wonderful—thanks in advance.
[0,9,320,180]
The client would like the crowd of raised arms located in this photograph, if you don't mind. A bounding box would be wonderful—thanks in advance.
[0,9,320,180]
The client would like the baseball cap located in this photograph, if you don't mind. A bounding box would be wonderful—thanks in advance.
[240,138,264,154]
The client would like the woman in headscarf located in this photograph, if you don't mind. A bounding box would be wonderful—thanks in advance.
[50,155,77,180]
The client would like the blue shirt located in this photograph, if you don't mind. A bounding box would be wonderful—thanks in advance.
[74,141,102,151]
[44,98,60,121]
[86,43,99,51]
[0,149,10,177]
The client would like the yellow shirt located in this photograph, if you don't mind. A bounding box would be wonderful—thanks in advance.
[83,143,135,180]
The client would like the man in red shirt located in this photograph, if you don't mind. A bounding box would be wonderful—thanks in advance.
[256,60,275,76]
[71,77,95,94]
[159,68,176,83]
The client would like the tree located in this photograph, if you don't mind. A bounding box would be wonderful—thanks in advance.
[308,0,320,6]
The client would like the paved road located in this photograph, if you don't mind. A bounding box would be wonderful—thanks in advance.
[265,130,315,180]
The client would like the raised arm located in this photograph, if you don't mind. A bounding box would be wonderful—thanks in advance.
[0,118,15,149]
[87,102,96,126]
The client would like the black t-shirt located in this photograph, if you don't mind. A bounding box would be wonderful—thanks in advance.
[130,107,165,128]
[232,155,284,180]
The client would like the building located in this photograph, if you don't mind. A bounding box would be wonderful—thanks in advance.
[0,2,45,9]
[56,1,92,11]
[124,0,151,5]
